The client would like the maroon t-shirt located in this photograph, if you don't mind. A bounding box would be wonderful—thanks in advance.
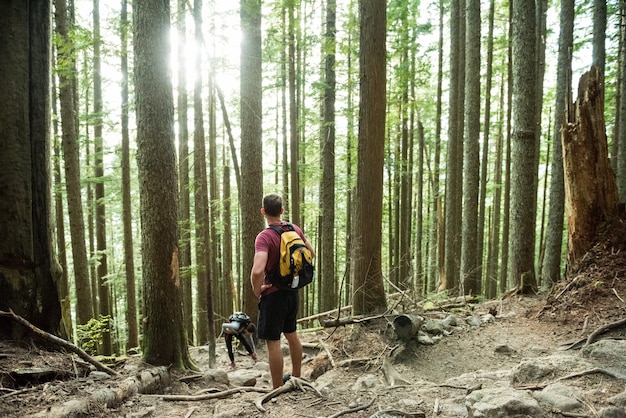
[254,221,307,296]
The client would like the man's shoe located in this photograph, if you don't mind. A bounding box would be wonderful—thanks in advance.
[282,373,291,384]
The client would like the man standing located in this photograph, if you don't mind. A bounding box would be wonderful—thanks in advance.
[250,193,315,388]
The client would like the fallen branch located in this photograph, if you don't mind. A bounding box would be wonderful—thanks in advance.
[326,396,376,418]
[159,386,269,401]
[369,409,426,418]
[322,313,387,328]
[585,317,626,346]
[318,338,336,368]
[254,377,323,412]
[0,309,118,376]
[514,367,624,390]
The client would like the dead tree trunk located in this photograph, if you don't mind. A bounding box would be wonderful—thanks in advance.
[562,66,619,276]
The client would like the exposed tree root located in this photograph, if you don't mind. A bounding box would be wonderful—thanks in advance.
[254,376,323,412]
[0,309,117,376]
[585,317,626,346]
[514,367,624,390]
[158,386,270,401]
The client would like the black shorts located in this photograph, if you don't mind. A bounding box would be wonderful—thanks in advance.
[257,290,299,340]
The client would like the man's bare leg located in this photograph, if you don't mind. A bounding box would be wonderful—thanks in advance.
[284,331,302,378]
[266,339,284,388]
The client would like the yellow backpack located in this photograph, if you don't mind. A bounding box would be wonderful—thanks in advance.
[268,223,314,290]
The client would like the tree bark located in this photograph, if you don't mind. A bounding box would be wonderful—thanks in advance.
[134,0,195,370]
[563,67,619,275]
[240,0,265,321]
[352,0,387,315]
[0,0,61,339]
[320,0,337,312]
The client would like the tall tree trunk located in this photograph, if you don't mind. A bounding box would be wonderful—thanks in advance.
[430,0,444,292]
[500,5,513,294]
[54,0,93,327]
[240,0,265,321]
[443,0,464,292]
[617,0,626,202]
[509,0,538,293]
[206,71,217,364]
[134,0,195,370]
[52,58,72,341]
[352,0,387,316]
[120,0,138,351]
[193,0,209,348]
[0,0,61,339]
[320,0,337,312]
[92,0,112,356]
[177,0,193,346]
[477,0,495,294]
[461,0,480,295]
[541,0,573,288]
[288,0,300,226]
[344,0,357,307]
[486,70,506,299]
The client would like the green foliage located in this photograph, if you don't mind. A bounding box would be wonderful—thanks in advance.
[77,315,111,355]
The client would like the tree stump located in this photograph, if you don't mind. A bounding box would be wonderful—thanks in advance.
[393,314,423,341]
[562,66,619,275]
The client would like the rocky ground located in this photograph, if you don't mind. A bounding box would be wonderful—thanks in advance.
[1,243,625,417]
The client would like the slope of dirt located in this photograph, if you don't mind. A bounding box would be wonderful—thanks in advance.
[1,241,625,417]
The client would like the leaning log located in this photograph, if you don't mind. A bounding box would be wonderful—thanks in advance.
[562,66,619,275]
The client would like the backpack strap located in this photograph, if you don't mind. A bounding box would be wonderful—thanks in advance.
[268,222,295,235]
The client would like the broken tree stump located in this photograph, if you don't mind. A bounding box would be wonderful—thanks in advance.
[393,314,423,341]
[562,66,619,275]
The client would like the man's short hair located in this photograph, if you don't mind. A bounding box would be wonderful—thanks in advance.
[263,193,283,217]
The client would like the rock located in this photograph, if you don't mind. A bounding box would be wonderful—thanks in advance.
[204,368,229,386]
[465,387,545,417]
[599,406,626,418]
[510,354,596,386]
[417,332,435,345]
[422,319,444,336]
[465,316,482,327]
[608,389,626,408]
[581,340,626,369]
[228,369,259,387]
[532,383,583,412]
[351,374,384,391]
[494,344,516,355]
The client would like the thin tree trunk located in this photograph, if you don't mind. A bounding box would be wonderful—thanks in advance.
[193,0,209,347]
[477,0,495,293]
[52,58,72,341]
[176,0,193,345]
[92,0,112,355]
[120,0,138,351]
[541,0,573,288]
[509,0,538,293]
[54,0,93,327]
[288,1,300,226]
[240,0,265,321]
[461,0,480,296]
[320,0,337,312]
